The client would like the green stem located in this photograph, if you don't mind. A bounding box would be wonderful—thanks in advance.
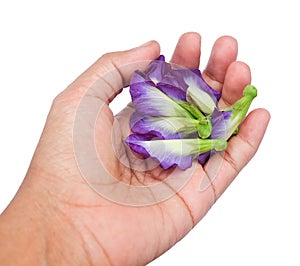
[224,85,257,139]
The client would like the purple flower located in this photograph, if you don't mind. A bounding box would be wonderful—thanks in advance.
[198,108,232,164]
[198,85,257,164]
[131,56,188,102]
[129,81,190,117]
[130,55,221,104]
[129,57,216,140]
[126,55,257,169]
[126,134,228,170]
[130,112,199,139]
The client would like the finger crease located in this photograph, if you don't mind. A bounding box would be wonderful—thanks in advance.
[236,134,256,153]
[111,60,126,88]
[175,192,195,227]
[84,225,113,266]
[202,167,217,203]
[203,71,223,90]
[224,148,239,176]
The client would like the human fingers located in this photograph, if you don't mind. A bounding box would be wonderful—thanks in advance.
[61,41,161,103]
[202,36,238,91]
[212,108,271,199]
[218,61,251,108]
[45,41,160,178]
[170,32,201,69]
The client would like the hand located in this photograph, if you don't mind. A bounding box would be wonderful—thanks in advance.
[0,32,270,266]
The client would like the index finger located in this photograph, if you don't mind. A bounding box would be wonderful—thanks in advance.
[202,36,238,91]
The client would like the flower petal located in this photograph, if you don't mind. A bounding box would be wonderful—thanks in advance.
[130,70,149,84]
[186,86,216,114]
[126,137,228,170]
[129,81,189,117]
[127,56,237,169]
[178,68,221,101]
[130,112,200,139]
[197,108,232,165]
[125,134,154,158]
[188,70,221,101]
[156,68,189,101]
[210,108,232,139]
[198,151,214,165]
[156,55,165,61]
[146,56,171,85]
[180,69,219,114]
[156,83,187,102]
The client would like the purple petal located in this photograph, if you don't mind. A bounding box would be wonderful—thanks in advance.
[130,70,148,84]
[156,83,187,102]
[130,112,200,139]
[190,68,201,77]
[179,68,221,104]
[125,138,227,170]
[130,55,168,85]
[130,114,180,139]
[197,109,232,165]
[222,109,232,120]
[197,71,221,101]
[211,108,232,139]
[146,58,172,85]
[198,152,211,165]
[129,81,188,117]
[125,138,198,170]
[156,68,189,101]
[125,134,155,158]
[156,55,165,61]
[161,68,189,91]
[160,154,193,170]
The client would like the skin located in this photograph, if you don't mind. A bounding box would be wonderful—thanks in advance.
[0,32,270,266]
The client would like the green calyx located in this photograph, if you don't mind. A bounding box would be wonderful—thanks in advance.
[177,101,212,139]
[224,85,257,139]
[198,138,228,153]
[243,84,257,98]
[196,119,212,139]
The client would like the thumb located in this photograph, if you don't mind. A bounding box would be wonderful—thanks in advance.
[61,40,160,103]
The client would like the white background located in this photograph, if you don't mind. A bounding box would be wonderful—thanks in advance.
[0,0,299,265]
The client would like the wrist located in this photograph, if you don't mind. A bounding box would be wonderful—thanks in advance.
[0,172,109,266]
[0,176,81,265]
[0,186,47,265]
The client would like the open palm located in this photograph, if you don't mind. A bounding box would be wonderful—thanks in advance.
[4,33,270,266]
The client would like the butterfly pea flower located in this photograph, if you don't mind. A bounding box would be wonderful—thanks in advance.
[131,55,221,104]
[130,81,190,117]
[198,108,232,164]
[176,68,221,114]
[130,114,198,139]
[198,85,257,164]
[126,55,257,170]
[126,134,228,170]
[129,81,213,139]
[130,111,212,140]
[185,68,222,102]
[129,61,215,139]
[131,55,188,101]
